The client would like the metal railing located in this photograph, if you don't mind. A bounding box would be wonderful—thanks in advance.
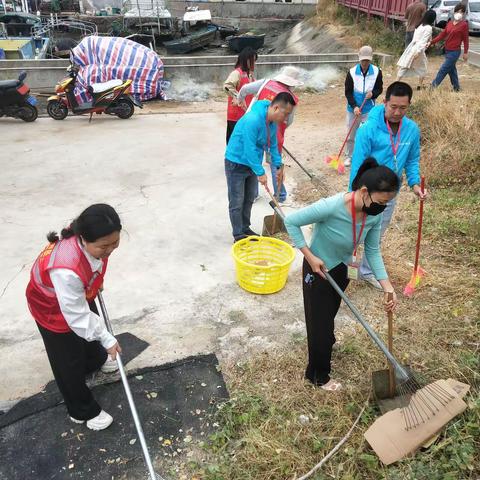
[33,14,98,38]
[336,0,410,24]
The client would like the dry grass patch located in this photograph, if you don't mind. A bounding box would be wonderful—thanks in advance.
[187,82,480,480]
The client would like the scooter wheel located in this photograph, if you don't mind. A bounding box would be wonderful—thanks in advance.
[114,98,135,119]
[19,104,38,122]
[47,100,68,120]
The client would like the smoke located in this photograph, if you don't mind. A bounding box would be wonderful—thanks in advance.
[163,76,218,102]
[251,65,339,93]
[296,66,340,92]
[163,65,339,102]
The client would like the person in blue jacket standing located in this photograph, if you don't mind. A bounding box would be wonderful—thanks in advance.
[349,81,427,289]
[225,92,295,242]
[344,45,383,167]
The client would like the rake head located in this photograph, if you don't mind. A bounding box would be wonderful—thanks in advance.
[392,368,456,431]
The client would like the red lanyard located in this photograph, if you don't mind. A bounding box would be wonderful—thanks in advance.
[265,118,271,153]
[351,192,366,260]
[386,119,402,169]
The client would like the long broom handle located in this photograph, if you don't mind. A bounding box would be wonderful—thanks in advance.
[413,176,425,273]
[268,201,410,381]
[97,292,163,480]
[283,146,314,180]
[336,97,368,160]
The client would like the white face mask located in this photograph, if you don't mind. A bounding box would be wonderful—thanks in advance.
[454,12,463,20]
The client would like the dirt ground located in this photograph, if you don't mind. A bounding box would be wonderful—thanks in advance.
[2,56,478,409]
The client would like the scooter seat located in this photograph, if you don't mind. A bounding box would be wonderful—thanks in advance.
[0,79,21,90]
[90,79,123,93]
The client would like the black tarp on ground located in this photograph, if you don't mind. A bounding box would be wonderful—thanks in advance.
[0,352,228,480]
[0,332,150,427]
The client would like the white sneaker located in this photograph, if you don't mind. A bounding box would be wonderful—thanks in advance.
[361,274,382,290]
[101,355,119,374]
[70,416,85,424]
[344,157,352,167]
[70,410,113,430]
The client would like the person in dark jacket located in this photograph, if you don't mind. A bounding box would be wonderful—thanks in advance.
[344,45,383,167]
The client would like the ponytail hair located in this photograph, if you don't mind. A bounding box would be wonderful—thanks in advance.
[47,204,122,243]
[352,157,400,193]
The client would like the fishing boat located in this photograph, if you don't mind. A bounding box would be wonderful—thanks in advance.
[0,12,49,58]
[163,24,216,54]
[213,23,239,39]
[163,8,216,54]
[227,33,265,53]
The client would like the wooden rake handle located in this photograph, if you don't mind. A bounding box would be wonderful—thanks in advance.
[387,292,395,398]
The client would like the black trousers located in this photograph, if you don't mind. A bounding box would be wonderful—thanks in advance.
[37,301,107,420]
[302,259,349,386]
[226,120,237,144]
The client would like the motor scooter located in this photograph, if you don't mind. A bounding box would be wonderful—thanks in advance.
[47,62,142,120]
[0,71,38,122]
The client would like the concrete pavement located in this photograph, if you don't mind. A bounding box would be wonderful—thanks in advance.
[0,111,308,405]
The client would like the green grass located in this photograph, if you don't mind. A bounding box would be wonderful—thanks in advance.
[404,188,480,263]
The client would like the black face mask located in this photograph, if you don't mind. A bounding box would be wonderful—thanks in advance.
[362,193,387,216]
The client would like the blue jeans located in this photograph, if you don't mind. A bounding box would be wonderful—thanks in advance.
[225,159,258,238]
[270,163,287,202]
[360,198,397,278]
[431,49,461,91]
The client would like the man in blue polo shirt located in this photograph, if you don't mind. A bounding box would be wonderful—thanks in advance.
[225,92,295,242]
[349,81,427,289]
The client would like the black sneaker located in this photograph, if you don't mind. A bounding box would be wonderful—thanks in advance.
[233,234,248,243]
[243,228,259,237]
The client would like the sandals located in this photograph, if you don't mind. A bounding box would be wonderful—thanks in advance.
[320,379,343,392]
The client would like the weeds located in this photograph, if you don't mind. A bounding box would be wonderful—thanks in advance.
[409,90,480,189]
[187,82,480,480]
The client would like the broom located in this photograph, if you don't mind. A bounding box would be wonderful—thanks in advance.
[324,97,367,175]
[404,176,426,297]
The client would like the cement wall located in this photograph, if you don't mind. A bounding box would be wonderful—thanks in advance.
[165,0,317,20]
[0,53,393,90]
[468,49,480,69]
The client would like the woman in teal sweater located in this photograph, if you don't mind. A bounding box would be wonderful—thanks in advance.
[284,158,399,391]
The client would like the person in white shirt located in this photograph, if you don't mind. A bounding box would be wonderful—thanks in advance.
[26,204,122,431]
[396,10,436,90]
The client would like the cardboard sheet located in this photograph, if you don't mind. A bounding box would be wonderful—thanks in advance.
[364,379,470,465]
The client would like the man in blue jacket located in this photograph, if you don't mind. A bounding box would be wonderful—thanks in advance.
[349,81,427,289]
[225,92,295,242]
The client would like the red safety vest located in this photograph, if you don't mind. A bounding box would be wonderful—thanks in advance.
[257,80,298,152]
[227,67,254,122]
[26,236,107,333]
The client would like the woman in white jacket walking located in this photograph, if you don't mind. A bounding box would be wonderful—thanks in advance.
[397,10,436,89]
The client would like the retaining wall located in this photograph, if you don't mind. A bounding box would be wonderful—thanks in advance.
[0,52,393,90]
[165,0,317,20]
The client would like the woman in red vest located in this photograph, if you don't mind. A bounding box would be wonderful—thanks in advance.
[237,66,303,201]
[26,204,122,431]
[223,47,258,144]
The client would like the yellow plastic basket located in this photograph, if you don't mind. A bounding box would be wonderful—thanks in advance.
[232,236,295,294]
